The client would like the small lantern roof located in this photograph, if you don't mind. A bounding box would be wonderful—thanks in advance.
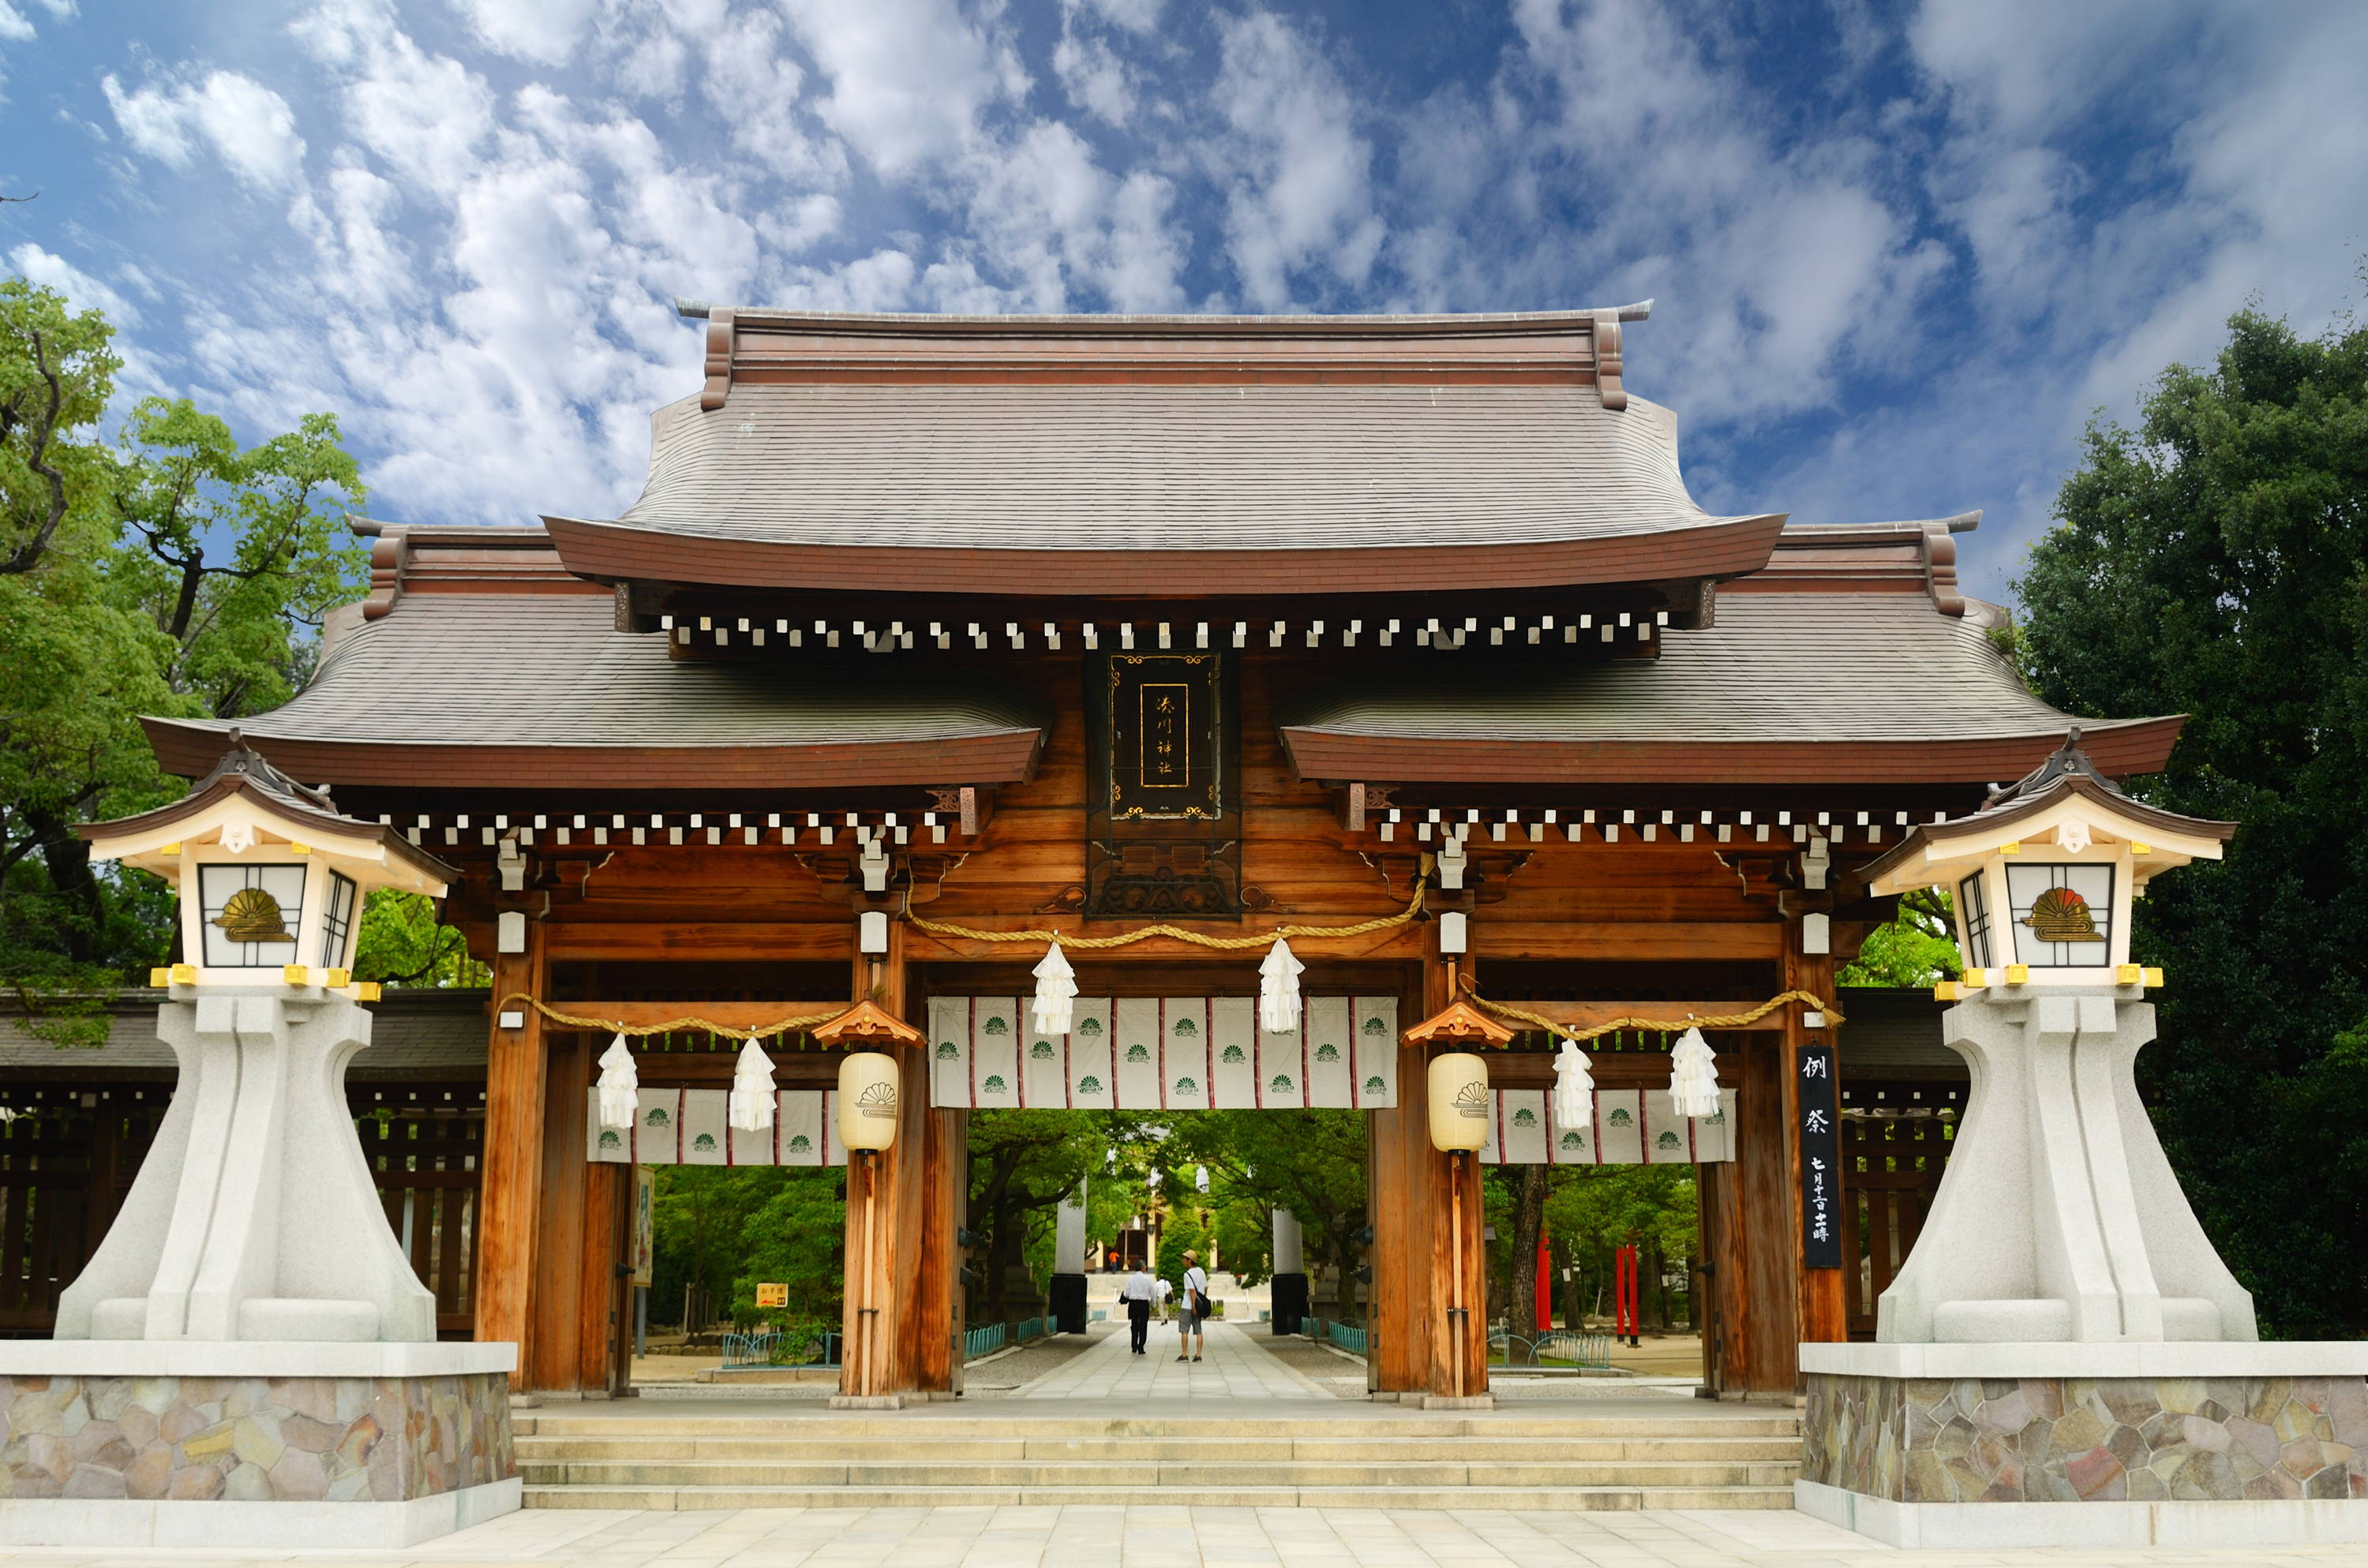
[1863,728,2235,898]
[79,731,455,896]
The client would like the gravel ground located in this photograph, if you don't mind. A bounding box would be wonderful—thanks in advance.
[964,1319,1121,1393]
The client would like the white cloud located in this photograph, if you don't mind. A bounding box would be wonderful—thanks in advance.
[100,68,306,189]
[7,242,137,325]
[780,0,1029,176]
[447,0,601,65]
[1208,10,1384,309]
[0,6,35,44]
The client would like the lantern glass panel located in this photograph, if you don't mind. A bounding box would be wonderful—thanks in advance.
[1957,871,1993,967]
[320,870,358,971]
[197,863,308,967]
[2005,863,2115,967]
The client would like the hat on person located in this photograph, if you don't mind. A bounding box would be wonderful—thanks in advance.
[1182,1249,1197,1260]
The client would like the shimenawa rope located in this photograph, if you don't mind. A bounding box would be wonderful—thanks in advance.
[1457,974,1845,1042]
[496,994,845,1042]
[897,880,1426,950]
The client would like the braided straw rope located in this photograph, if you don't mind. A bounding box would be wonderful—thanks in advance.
[898,881,1426,950]
[1457,975,1845,1042]
[496,994,845,1043]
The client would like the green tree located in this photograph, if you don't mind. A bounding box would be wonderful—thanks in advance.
[967,1109,1152,1319]
[351,890,489,988]
[1840,888,1961,988]
[1161,1109,1368,1315]
[729,1169,845,1350]
[0,276,372,990]
[2013,303,2368,1334]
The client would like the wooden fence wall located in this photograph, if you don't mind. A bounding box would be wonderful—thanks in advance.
[1838,1079,1963,1340]
[0,1080,485,1338]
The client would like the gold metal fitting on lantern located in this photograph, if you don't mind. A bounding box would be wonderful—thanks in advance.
[2004,964,2030,986]
[1961,967,1988,989]
[282,964,309,986]
[2142,967,2164,987]
[1933,981,1964,1001]
[325,967,351,988]
[2116,964,2143,984]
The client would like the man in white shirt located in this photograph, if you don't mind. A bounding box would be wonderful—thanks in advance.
[1153,1276,1173,1323]
[1176,1250,1209,1363]
[1118,1264,1156,1354]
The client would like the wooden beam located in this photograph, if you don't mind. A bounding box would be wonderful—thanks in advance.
[1471,922,1784,961]
[1734,1033,1794,1398]
[476,916,547,1383]
[545,922,853,962]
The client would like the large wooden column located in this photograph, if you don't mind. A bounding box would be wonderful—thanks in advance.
[477,915,547,1381]
[836,916,959,1404]
[1366,934,1487,1402]
[1729,1027,1797,1398]
[526,1033,628,1393]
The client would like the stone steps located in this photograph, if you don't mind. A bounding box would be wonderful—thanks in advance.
[524,1483,1799,1512]
[517,1412,1803,1512]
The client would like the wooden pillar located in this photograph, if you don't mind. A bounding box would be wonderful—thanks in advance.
[837,913,952,1403]
[524,1034,627,1393]
[1733,1031,1796,1398]
[1366,934,1486,1401]
[915,1107,965,1395]
[1786,929,1848,1352]
[477,917,547,1382]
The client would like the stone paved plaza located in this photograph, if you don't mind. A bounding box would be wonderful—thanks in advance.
[0,1499,2359,1567]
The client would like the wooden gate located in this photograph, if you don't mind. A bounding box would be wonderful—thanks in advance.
[352,1083,485,1338]
[1838,1079,1963,1339]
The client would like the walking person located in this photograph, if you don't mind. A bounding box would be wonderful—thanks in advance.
[1154,1275,1173,1324]
[1120,1261,1155,1354]
[1175,1249,1209,1363]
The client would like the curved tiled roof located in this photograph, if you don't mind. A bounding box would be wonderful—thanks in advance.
[144,593,1050,791]
[1278,594,2183,784]
[545,305,1785,597]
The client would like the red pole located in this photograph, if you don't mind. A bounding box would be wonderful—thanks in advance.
[1534,1232,1554,1333]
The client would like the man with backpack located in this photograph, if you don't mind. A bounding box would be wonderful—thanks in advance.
[1175,1249,1209,1363]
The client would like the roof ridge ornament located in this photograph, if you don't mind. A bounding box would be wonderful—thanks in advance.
[196,728,338,814]
[1983,727,2126,810]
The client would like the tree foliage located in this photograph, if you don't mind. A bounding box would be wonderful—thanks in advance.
[0,275,374,992]
[1160,1109,1369,1304]
[2014,304,2368,1334]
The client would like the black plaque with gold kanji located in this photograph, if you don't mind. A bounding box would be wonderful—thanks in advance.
[1085,652,1242,917]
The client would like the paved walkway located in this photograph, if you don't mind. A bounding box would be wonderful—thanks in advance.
[1010,1316,1336,1401]
[1,1503,2358,1566]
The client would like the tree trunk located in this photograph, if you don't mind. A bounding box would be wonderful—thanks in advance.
[28,806,103,967]
[1507,1163,1546,1338]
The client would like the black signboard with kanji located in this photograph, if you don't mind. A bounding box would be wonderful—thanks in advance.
[1797,1042,1844,1269]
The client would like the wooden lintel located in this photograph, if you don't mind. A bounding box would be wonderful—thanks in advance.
[543,922,853,962]
[1471,922,1785,961]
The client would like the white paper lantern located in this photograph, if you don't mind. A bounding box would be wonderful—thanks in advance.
[837,1051,901,1151]
[1426,1052,1490,1151]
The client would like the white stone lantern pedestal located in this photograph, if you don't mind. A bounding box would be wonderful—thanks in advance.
[1793,733,2368,1548]
[0,738,516,1548]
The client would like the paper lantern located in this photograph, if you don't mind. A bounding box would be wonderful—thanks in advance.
[837,1051,901,1151]
[1426,1052,1490,1151]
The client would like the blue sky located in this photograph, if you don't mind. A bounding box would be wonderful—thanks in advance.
[3,0,2362,600]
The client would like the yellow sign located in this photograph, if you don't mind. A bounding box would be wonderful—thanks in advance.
[755,1282,788,1309]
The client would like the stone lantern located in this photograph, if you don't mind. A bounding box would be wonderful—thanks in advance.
[62,735,461,1345]
[1798,730,2368,1548]
[0,736,521,1545]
